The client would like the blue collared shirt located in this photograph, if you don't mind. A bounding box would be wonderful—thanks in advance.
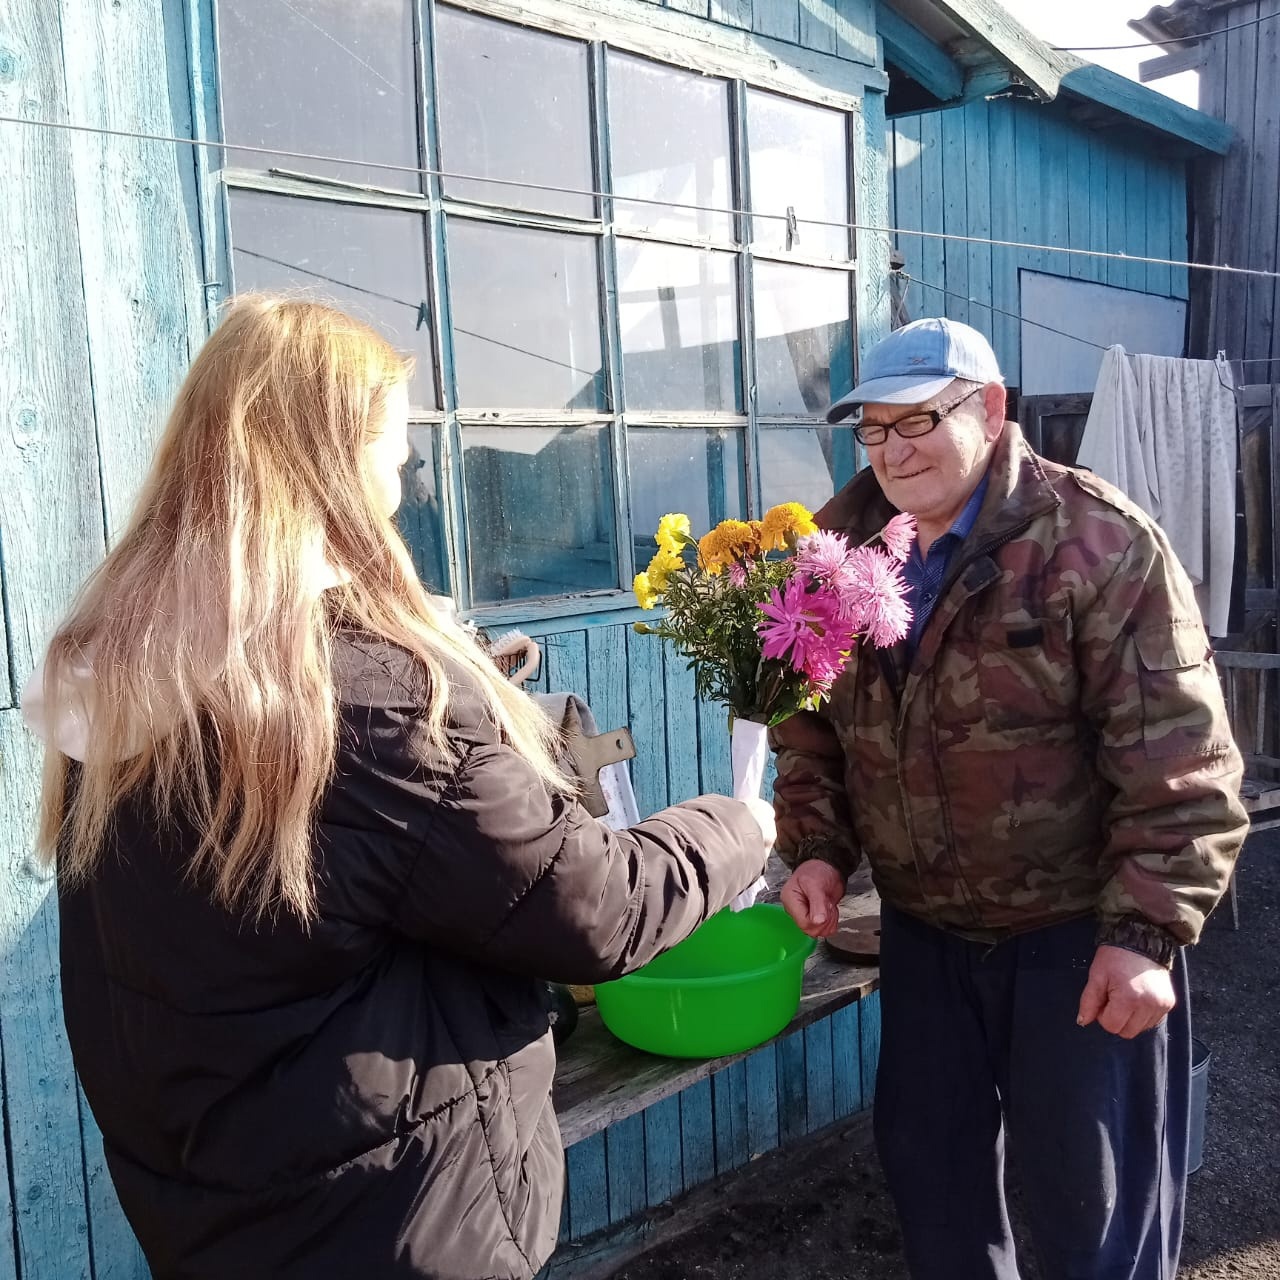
[902,472,990,652]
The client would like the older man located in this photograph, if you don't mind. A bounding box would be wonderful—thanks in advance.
[773,318,1248,1279]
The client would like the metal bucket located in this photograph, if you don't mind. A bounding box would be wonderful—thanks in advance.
[1188,1037,1212,1175]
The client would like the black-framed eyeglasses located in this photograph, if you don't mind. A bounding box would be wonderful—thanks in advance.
[851,386,984,447]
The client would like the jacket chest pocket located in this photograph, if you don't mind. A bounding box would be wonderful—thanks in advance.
[973,617,1077,732]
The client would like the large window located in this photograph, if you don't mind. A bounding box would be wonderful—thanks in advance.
[216,0,858,612]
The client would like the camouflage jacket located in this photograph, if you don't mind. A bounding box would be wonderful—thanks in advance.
[771,421,1249,964]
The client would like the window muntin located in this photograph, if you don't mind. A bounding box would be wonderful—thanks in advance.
[217,0,858,612]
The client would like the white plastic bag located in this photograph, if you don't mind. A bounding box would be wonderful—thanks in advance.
[728,717,771,912]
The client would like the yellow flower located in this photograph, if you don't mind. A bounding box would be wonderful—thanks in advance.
[633,571,658,609]
[698,519,758,574]
[759,502,817,552]
[645,547,682,593]
[655,513,692,555]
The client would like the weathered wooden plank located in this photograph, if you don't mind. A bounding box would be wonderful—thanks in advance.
[77,1084,148,1280]
[605,1113,647,1224]
[856,91,893,354]
[709,0,753,32]
[1245,7,1280,363]
[0,555,12,708]
[667,0,710,19]
[1106,144,1131,291]
[1146,159,1175,299]
[830,1000,863,1117]
[890,116,924,320]
[775,1027,807,1142]
[1039,114,1070,285]
[566,1132,610,1241]
[917,110,946,317]
[1058,63,1234,157]
[1065,124,1092,284]
[745,1043,780,1156]
[1124,154,1149,294]
[643,1095,684,1206]
[804,1018,835,1133]
[61,0,204,540]
[585,625,628,736]
[1090,132,1111,288]
[0,710,93,1278]
[940,106,970,328]
[679,1077,716,1188]
[695,692,732,798]
[626,627,668,816]
[859,989,882,1104]
[798,0,836,56]
[662,644,701,805]
[1170,163,1189,303]
[711,1058,750,1173]
[1012,102,1044,279]
[0,1017,17,1280]
[1139,45,1206,83]
[0,4,108,694]
[985,103,1020,382]
[546,629,590,699]
[962,102,994,350]
[832,0,876,67]
[874,1,962,100]
[1217,5,1259,361]
[751,0,799,45]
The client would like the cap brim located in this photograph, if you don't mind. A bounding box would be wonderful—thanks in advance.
[826,373,956,424]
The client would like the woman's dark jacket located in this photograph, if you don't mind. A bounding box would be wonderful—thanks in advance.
[57,633,762,1279]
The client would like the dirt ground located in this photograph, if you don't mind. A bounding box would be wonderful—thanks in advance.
[613,828,1280,1280]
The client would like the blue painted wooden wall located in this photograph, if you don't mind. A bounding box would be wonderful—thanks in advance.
[889,97,1191,387]
[0,0,890,1275]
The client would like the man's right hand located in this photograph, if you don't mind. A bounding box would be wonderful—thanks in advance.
[781,861,846,938]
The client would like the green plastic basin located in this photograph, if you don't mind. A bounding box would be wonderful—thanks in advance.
[594,903,816,1058]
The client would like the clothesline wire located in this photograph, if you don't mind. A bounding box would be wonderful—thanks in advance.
[892,269,1111,352]
[5,111,1280,283]
[1053,7,1280,53]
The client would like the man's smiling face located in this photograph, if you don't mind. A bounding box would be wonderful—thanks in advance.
[861,380,1005,547]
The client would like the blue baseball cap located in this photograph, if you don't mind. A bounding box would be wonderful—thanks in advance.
[827,317,1004,423]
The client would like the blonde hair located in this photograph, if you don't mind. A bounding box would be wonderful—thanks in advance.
[39,295,568,920]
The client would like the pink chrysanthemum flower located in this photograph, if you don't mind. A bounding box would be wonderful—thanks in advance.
[842,546,913,646]
[759,576,856,677]
[727,560,749,589]
[794,529,853,582]
[880,512,918,563]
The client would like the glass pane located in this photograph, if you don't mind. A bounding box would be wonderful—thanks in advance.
[616,242,740,412]
[228,189,438,408]
[218,0,419,190]
[752,263,853,417]
[607,52,733,241]
[398,425,448,594]
[747,89,850,260]
[435,8,594,218]
[629,427,745,562]
[759,427,858,514]
[462,426,618,604]
[448,220,605,411]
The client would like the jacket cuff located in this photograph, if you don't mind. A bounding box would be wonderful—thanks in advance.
[1096,916,1180,969]
[789,834,856,882]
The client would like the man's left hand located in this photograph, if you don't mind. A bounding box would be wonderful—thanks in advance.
[1076,945,1176,1039]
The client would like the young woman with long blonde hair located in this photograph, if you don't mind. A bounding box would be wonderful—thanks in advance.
[24,296,772,1280]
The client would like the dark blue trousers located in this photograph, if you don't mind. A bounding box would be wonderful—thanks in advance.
[873,905,1191,1280]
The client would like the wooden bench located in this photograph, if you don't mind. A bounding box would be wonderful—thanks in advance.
[1213,649,1280,927]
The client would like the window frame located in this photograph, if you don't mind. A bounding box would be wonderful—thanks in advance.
[208,0,870,623]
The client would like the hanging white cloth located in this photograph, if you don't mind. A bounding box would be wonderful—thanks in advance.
[1076,345,1237,638]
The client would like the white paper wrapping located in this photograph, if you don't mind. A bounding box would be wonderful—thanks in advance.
[729,717,771,912]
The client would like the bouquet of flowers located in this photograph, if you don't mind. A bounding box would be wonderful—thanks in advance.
[633,502,916,908]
